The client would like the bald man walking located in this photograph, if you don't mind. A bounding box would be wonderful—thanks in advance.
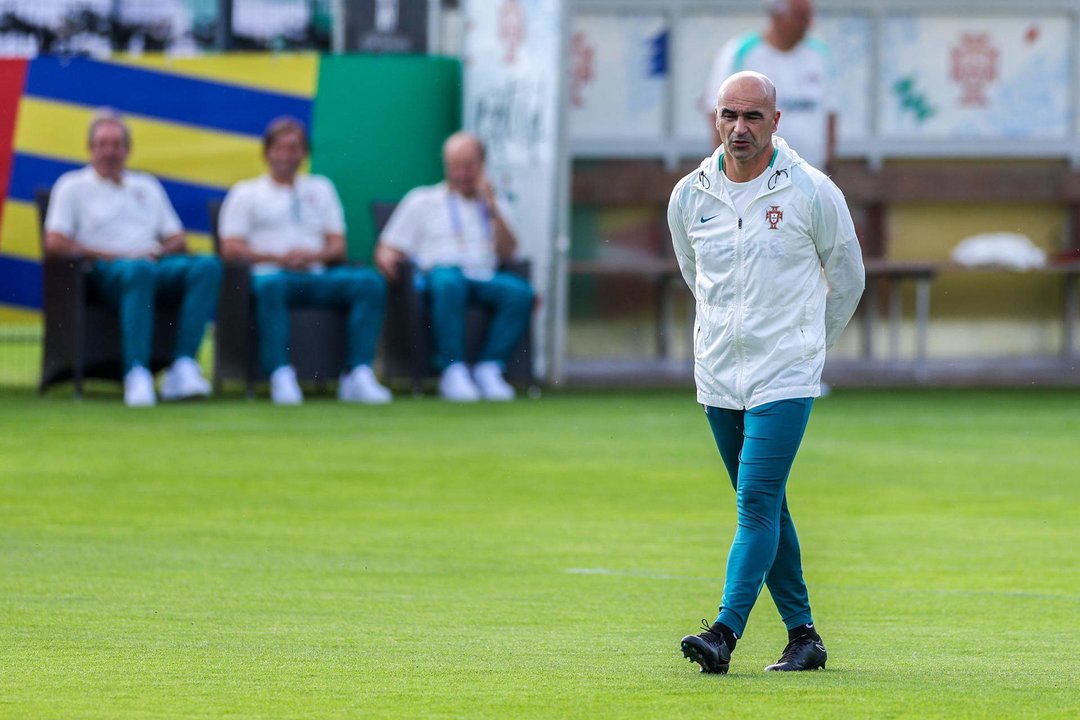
[670,72,863,674]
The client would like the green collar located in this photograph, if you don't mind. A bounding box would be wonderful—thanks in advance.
[719,147,779,176]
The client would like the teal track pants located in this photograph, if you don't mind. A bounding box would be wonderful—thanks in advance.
[90,255,222,373]
[704,398,815,637]
[251,266,386,375]
[425,266,533,370]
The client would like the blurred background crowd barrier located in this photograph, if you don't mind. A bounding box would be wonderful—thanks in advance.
[2,0,1080,390]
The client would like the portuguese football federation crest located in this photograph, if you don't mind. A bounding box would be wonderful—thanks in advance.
[951,32,998,107]
[765,205,784,230]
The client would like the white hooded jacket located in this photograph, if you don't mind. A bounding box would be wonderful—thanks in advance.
[668,138,864,410]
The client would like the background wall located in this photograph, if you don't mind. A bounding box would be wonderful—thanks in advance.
[311,54,460,261]
[561,1,1080,364]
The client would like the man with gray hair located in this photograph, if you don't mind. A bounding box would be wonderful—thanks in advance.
[702,0,836,172]
[672,72,863,674]
[44,110,221,407]
[375,131,533,402]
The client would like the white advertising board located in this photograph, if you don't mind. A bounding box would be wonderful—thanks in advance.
[672,13,758,143]
[568,13,667,140]
[463,0,567,377]
[880,15,1070,140]
[815,14,873,143]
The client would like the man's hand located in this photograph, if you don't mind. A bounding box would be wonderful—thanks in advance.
[476,172,497,211]
[44,230,118,261]
[282,249,317,271]
[374,244,406,282]
[476,171,518,262]
[158,233,187,257]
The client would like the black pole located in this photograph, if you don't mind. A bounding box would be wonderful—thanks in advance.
[110,0,122,51]
[216,0,234,50]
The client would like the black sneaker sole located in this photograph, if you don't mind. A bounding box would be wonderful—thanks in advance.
[764,661,826,671]
[764,653,827,672]
[681,640,729,674]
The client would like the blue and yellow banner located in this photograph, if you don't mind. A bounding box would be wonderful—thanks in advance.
[0,53,317,312]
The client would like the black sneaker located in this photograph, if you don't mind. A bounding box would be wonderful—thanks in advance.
[764,635,827,671]
[680,620,732,674]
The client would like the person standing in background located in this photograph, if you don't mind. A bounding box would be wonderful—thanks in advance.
[702,0,836,173]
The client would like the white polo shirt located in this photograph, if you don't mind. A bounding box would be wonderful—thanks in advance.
[703,32,835,170]
[380,182,516,281]
[219,174,345,274]
[45,166,183,257]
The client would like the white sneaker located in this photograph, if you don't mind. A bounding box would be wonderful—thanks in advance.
[160,357,211,400]
[123,366,156,407]
[472,361,515,401]
[270,365,303,405]
[338,365,392,404]
[438,362,481,402]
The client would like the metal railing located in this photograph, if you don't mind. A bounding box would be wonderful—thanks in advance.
[0,0,334,55]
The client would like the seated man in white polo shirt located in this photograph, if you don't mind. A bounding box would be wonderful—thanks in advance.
[44,109,221,407]
[219,116,391,405]
[374,131,533,402]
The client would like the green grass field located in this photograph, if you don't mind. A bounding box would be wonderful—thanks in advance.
[1,388,1077,718]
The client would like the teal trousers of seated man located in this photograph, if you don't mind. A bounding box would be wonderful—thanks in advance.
[89,255,223,373]
[704,398,816,638]
[250,266,387,375]
[425,266,533,370]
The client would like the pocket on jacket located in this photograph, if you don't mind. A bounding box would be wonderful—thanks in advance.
[800,303,823,360]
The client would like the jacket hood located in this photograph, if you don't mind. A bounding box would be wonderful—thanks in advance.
[693,136,806,193]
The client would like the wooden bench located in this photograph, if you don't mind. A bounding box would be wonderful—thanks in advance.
[861,260,1080,380]
[830,162,1080,257]
[568,257,682,359]
[570,159,1080,375]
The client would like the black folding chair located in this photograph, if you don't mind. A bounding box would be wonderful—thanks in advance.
[37,187,180,397]
[209,199,351,396]
[371,200,534,394]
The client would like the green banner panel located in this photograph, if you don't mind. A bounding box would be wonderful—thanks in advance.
[311,55,461,261]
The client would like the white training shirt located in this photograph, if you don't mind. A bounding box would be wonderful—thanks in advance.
[703,32,835,170]
[379,182,516,281]
[44,166,183,257]
[218,174,345,274]
[721,163,771,219]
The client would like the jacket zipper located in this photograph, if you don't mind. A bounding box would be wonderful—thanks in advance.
[735,216,745,406]
[694,156,790,409]
[733,177,786,409]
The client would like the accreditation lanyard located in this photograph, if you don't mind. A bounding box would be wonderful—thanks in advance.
[290,188,302,224]
[446,193,492,254]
